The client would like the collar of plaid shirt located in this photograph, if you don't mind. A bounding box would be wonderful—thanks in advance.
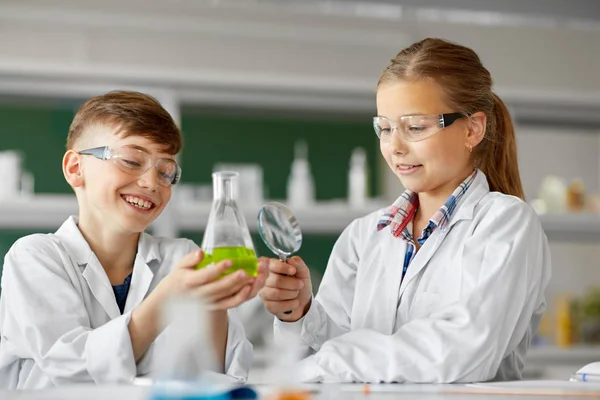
[377,169,478,241]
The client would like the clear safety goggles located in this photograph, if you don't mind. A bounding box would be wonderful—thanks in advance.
[78,145,181,187]
[373,112,465,142]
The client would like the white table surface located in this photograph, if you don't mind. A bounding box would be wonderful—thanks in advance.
[2,381,600,400]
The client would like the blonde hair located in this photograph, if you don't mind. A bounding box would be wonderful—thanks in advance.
[378,38,525,199]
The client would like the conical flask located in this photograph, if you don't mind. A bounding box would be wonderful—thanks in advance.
[196,171,258,277]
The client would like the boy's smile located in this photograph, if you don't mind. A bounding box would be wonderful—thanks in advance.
[121,193,157,211]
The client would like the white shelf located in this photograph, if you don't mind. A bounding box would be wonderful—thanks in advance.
[539,213,600,242]
[0,195,383,234]
[174,200,385,234]
[2,195,600,241]
[176,204,600,239]
[0,194,78,230]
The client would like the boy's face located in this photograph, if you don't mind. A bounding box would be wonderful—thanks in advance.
[77,124,175,235]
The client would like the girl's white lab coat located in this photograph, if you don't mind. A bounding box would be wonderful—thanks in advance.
[0,216,252,389]
[275,171,551,383]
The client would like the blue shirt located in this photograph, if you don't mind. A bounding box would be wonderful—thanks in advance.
[112,273,132,314]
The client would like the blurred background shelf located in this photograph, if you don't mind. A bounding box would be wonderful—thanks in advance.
[174,200,387,234]
[176,203,600,238]
[0,194,78,230]
[523,345,600,380]
[0,195,382,234]
[539,213,600,242]
[3,195,600,240]
[527,345,600,365]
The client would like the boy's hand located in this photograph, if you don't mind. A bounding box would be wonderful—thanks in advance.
[162,250,269,310]
[130,250,268,363]
[259,256,312,322]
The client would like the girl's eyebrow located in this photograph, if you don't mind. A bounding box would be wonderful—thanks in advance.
[377,112,427,118]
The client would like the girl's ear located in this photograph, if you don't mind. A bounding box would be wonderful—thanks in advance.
[63,150,84,188]
[465,111,486,150]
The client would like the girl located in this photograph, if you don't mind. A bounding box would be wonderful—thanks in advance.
[259,38,551,383]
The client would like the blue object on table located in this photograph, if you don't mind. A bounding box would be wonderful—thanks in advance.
[148,380,258,400]
[571,361,600,383]
[230,387,259,399]
[570,373,600,383]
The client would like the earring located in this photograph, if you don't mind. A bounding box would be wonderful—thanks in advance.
[467,144,473,153]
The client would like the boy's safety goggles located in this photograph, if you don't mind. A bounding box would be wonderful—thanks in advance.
[78,145,181,187]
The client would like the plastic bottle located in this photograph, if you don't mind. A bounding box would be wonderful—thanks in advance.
[286,141,315,209]
[348,147,367,208]
[566,178,586,212]
[556,294,573,348]
[538,175,566,213]
[150,296,231,400]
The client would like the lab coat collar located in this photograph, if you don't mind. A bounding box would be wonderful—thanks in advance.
[398,170,490,297]
[444,169,490,230]
[55,216,161,318]
[55,216,162,266]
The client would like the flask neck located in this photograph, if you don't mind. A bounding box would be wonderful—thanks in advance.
[212,171,238,202]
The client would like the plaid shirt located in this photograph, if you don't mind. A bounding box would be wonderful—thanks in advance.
[377,169,478,282]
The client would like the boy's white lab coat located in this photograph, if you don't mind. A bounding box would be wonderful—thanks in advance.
[0,217,252,389]
[275,171,551,383]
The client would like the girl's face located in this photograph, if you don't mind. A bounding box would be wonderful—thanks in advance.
[376,79,482,196]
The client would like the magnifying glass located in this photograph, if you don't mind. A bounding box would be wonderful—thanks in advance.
[257,202,303,315]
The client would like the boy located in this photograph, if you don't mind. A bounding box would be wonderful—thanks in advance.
[0,91,267,389]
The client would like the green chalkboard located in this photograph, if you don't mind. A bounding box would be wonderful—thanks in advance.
[0,101,75,194]
[179,109,379,200]
[0,102,379,293]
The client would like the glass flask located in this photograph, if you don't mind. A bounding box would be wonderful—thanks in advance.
[196,171,258,277]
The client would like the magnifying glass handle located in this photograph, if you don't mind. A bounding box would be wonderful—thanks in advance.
[279,255,293,315]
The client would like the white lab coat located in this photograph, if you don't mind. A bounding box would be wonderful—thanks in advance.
[0,216,252,389]
[275,171,551,383]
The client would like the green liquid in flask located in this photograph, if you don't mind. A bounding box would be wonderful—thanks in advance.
[196,246,258,277]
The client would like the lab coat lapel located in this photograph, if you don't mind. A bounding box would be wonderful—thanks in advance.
[53,217,121,319]
[381,233,406,334]
[82,256,121,319]
[124,258,154,314]
[354,230,406,335]
[125,232,159,314]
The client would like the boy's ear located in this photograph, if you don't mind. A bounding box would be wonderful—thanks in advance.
[63,150,84,188]
[465,111,486,149]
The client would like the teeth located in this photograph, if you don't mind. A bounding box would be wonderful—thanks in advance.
[123,195,153,210]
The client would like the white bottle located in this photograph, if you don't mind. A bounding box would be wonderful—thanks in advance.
[348,147,367,208]
[153,296,217,382]
[287,140,315,208]
[150,296,232,398]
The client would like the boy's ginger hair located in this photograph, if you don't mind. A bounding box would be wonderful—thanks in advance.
[67,91,182,154]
